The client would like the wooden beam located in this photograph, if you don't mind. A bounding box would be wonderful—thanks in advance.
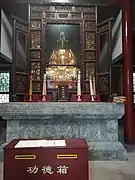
[14,0,109,5]
[11,15,28,25]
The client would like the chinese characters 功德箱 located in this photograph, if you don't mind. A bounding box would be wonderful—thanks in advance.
[42,166,53,174]
[27,165,38,174]
[27,165,69,175]
[57,165,68,174]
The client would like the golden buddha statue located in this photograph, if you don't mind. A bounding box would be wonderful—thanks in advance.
[49,32,76,65]
[46,32,78,88]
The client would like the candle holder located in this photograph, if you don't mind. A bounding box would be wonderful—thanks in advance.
[29,95,32,102]
[77,95,82,102]
[42,95,47,102]
[91,95,95,102]
[90,95,100,102]
[70,94,82,102]
[29,74,33,102]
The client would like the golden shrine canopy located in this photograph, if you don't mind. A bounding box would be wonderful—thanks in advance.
[46,32,78,88]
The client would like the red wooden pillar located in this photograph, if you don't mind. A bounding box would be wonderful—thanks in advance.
[122,0,135,144]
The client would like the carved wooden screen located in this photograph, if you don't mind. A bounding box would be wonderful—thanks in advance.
[97,19,112,100]
[84,19,97,92]
[12,16,28,101]
[29,4,97,95]
[29,8,43,94]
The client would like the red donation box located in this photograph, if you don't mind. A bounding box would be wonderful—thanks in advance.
[4,138,89,180]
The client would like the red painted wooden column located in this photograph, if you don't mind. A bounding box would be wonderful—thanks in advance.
[122,0,135,144]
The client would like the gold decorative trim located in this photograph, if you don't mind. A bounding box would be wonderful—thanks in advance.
[57,154,77,159]
[15,155,36,160]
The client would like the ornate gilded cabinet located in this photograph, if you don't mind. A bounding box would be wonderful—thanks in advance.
[29,4,97,100]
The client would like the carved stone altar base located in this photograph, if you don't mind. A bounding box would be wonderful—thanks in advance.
[0,102,127,161]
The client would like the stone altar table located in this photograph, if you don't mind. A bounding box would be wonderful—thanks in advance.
[0,102,127,160]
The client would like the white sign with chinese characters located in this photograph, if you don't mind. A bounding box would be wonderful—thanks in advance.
[15,140,66,148]
[27,165,69,175]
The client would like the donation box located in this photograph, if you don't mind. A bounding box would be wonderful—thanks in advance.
[4,138,88,180]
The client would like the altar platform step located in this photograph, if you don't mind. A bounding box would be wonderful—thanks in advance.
[0,102,127,161]
[87,142,127,161]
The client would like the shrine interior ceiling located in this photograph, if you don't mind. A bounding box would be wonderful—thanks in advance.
[3,3,121,23]
[0,0,135,29]
[1,0,135,30]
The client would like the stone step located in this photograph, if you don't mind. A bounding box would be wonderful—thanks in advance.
[88,142,127,161]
